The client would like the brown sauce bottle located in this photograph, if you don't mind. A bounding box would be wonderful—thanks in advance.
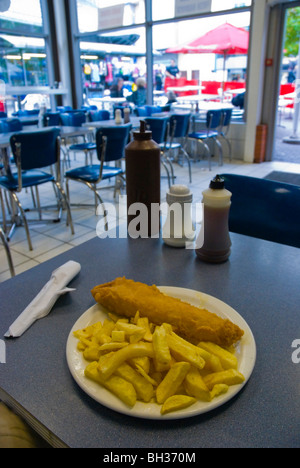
[125,120,161,238]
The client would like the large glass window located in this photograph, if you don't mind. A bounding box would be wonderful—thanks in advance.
[0,0,53,113]
[74,0,251,119]
[152,0,252,21]
[77,0,145,33]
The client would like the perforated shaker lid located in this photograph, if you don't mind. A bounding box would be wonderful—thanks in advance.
[166,185,193,204]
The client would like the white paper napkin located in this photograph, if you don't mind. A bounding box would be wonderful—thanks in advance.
[5,261,81,338]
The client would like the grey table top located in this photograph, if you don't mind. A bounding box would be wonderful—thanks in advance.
[0,233,299,448]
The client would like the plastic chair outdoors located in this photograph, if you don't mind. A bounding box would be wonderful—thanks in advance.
[0,128,74,251]
[144,116,173,188]
[89,110,110,122]
[0,118,23,133]
[164,113,192,184]
[220,173,300,248]
[188,109,223,171]
[65,124,131,231]
[219,108,233,160]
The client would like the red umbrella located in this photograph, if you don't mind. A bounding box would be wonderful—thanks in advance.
[166,23,249,54]
[166,23,249,94]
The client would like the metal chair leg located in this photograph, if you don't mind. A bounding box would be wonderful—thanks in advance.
[10,192,33,251]
[0,227,15,277]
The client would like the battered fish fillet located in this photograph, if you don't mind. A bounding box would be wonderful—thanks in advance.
[91,277,244,348]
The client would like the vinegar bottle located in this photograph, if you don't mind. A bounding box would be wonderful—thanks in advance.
[196,175,232,263]
[125,120,161,238]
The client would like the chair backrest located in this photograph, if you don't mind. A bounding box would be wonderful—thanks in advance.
[145,117,169,144]
[95,124,131,163]
[59,111,86,127]
[144,105,162,116]
[170,113,191,138]
[0,118,23,133]
[43,112,61,127]
[206,110,222,130]
[12,109,40,116]
[136,107,148,117]
[220,173,300,248]
[10,128,61,171]
[57,106,73,113]
[221,108,232,127]
[0,112,7,118]
[89,110,110,122]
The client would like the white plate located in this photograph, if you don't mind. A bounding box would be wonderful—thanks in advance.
[66,286,256,420]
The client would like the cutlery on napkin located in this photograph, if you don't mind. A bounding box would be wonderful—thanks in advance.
[4,261,81,338]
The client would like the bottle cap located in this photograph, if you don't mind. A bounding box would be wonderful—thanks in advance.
[133,120,152,140]
[209,175,225,190]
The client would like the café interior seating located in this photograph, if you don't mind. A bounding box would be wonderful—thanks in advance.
[163,113,192,183]
[0,118,23,133]
[220,173,300,248]
[218,108,233,160]
[0,128,74,251]
[188,109,223,170]
[65,124,131,230]
[144,116,173,188]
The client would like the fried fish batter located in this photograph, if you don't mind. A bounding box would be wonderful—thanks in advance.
[91,277,244,348]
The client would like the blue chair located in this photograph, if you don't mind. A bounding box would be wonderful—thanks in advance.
[57,106,73,113]
[89,110,110,122]
[136,107,148,117]
[220,173,300,248]
[59,111,86,127]
[60,111,88,165]
[164,113,192,183]
[65,124,131,230]
[0,128,74,251]
[0,112,7,118]
[12,109,40,117]
[188,109,223,170]
[0,118,23,133]
[144,116,173,188]
[219,108,233,160]
[43,112,61,127]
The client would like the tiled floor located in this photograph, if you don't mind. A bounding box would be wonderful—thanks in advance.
[0,147,299,283]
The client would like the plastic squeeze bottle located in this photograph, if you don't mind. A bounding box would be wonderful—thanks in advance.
[125,120,161,238]
[196,175,232,263]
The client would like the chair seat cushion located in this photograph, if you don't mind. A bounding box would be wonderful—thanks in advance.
[0,170,54,191]
[189,131,218,139]
[69,142,97,151]
[65,164,124,183]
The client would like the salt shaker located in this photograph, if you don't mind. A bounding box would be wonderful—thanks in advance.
[162,185,196,248]
[195,175,232,263]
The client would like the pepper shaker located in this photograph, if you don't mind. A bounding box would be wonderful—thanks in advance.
[163,185,196,247]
